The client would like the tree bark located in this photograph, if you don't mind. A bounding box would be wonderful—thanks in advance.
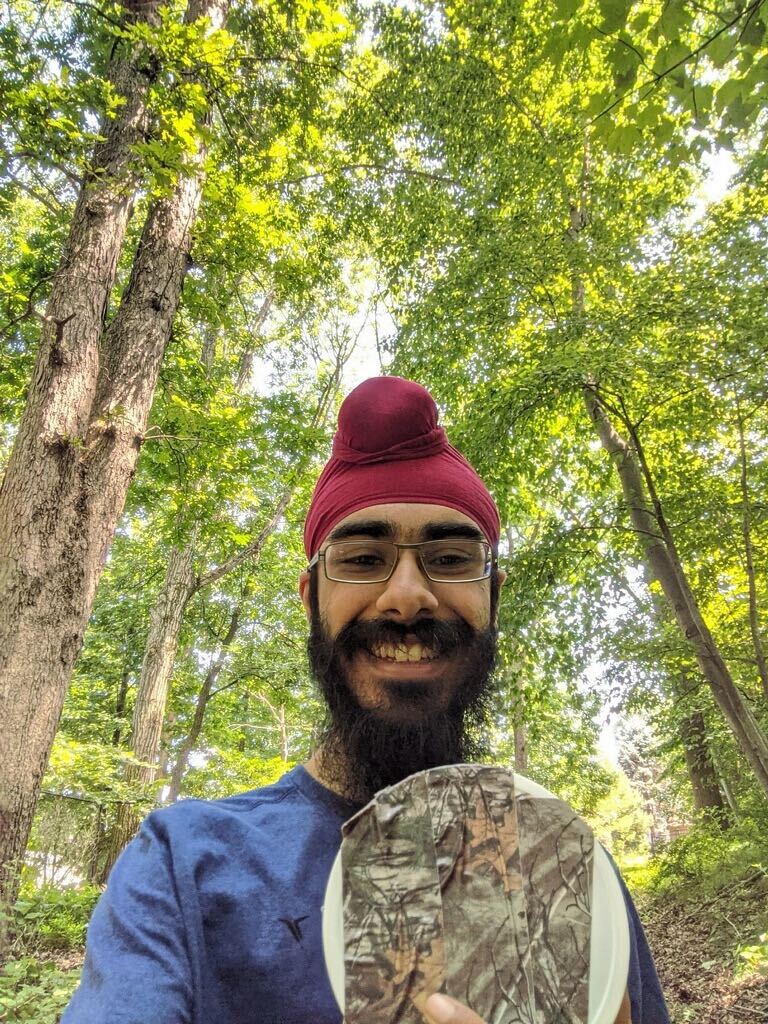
[0,0,229,931]
[255,693,291,761]
[672,672,730,826]
[514,724,529,774]
[101,310,348,868]
[718,769,740,816]
[237,694,248,753]
[112,663,132,747]
[0,0,163,927]
[278,704,289,763]
[166,605,241,803]
[236,291,274,391]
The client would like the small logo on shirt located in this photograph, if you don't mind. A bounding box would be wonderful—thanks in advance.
[279,915,309,944]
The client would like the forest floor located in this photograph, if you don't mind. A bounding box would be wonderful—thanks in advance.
[630,865,768,1024]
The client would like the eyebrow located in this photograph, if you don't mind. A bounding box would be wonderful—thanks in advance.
[326,518,486,543]
[421,521,485,542]
[326,518,397,542]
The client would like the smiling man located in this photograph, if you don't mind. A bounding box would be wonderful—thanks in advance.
[63,377,668,1024]
[302,502,501,802]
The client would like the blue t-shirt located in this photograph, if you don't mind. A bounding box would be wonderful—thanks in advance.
[63,765,669,1023]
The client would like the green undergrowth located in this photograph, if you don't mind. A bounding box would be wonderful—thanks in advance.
[0,883,98,1023]
[9,883,100,955]
[0,958,80,1024]
[623,818,768,1008]
[622,817,768,903]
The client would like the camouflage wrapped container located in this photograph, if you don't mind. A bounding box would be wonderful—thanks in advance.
[340,765,593,1024]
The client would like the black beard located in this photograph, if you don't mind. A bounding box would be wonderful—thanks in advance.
[307,586,497,804]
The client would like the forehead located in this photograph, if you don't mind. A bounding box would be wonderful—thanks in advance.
[325,503,484,544]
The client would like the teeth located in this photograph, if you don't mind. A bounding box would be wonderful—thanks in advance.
[370,643,437,662]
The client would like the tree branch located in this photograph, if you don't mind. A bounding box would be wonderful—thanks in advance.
[591,0,762,125]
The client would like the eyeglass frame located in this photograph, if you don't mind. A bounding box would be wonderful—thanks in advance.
[307,538,496,584]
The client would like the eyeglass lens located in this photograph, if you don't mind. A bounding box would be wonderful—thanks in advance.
[323,540,490,582]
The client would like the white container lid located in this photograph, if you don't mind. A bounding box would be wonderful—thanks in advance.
[322,771,630,1024]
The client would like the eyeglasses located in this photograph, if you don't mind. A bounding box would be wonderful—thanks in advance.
[308,539,494,584]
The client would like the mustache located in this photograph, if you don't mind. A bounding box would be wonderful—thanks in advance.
[333,616,475,659]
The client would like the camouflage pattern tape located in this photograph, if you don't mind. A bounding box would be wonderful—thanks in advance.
[338,764,593,1024]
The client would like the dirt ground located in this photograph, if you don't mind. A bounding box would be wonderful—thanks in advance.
[641,871,768,1024]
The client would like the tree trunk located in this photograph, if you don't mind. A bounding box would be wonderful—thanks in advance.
[583,390,768,797]
[737,406,768,701]
[112,664,131,747]
[102,438,290,865]
[565,136,768,801]
[0,0,229,932]
[236,291,274,390]
[102,544,196,873]
[255,693,291,761]
[166,606,241,803]
[101,308,347,867]
[514,724,529,774]
[238,692,249,753]
[0,0,162,928]
[278,705,289,763]
[678,708,730,828]
[719,771,740,817]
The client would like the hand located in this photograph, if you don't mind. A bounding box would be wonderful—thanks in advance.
[423,988,633,1024]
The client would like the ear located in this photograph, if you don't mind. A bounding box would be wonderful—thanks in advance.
[298,570,312,623]
[496,569,507,588]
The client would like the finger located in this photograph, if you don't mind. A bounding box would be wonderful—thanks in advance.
[614,987,632,1024]
[423,993,487,1024]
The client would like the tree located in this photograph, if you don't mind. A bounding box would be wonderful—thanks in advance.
[588,764,652,861]
[1,0,361,926]
[0,0,230,931]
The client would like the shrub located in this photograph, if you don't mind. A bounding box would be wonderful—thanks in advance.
[11,884,101,955]
[734,932,768,979]
[650,819,767,897]
[0,958,80,1023]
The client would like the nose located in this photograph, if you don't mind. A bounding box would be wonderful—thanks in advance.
[375,549,439,620]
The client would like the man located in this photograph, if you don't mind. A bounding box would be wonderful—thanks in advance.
[63,376,668,1024]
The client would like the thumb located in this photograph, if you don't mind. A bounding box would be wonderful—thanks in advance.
[423,993,486,1024]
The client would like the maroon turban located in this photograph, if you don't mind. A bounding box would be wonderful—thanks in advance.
[303,377,500,558]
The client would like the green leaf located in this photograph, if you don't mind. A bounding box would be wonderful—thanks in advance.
[714,78,742,113]
[606,122,643,154]
[657,0,690,37]
[723,94,756,129]
[653,39,690,76]
[599,0,633,34]
[705,30,737,69]
[740,15,765,49]
[553,0,581,20]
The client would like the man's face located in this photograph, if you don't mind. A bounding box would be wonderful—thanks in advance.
[298,504,504,795]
